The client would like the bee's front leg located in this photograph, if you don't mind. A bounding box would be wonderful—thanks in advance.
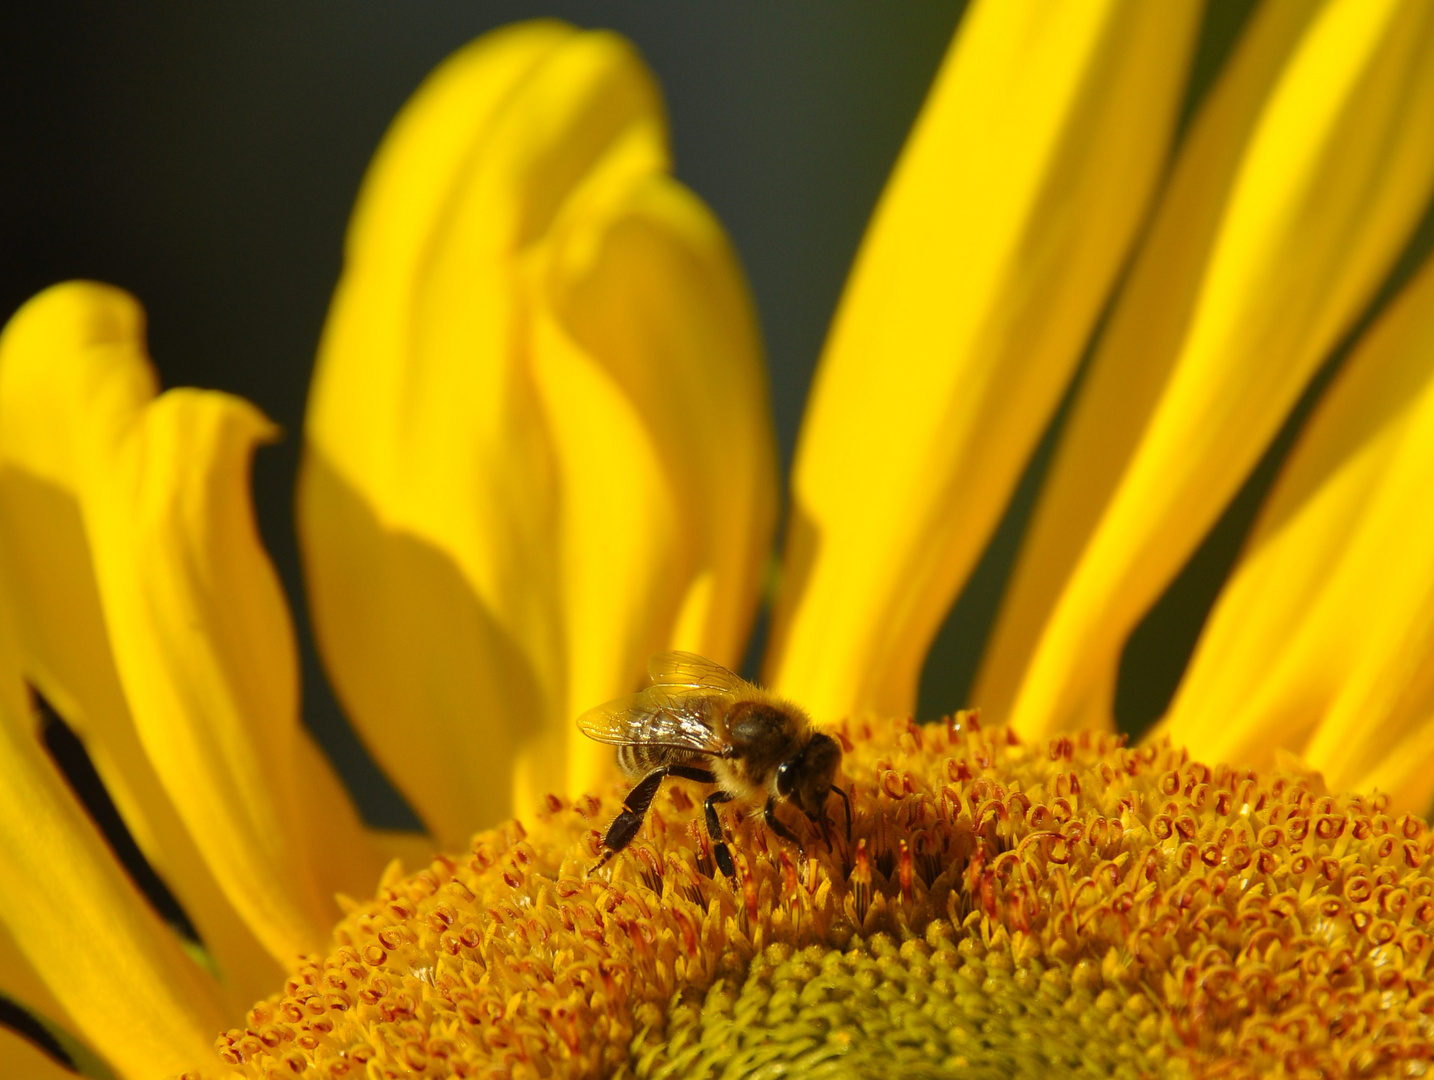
[763,795,805,851]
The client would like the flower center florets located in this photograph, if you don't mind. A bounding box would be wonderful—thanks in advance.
[217,716,1434,1080]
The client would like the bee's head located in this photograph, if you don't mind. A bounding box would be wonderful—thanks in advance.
[776,731,842,820]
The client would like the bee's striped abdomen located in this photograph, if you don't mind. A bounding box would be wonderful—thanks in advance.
[617,742,695,777]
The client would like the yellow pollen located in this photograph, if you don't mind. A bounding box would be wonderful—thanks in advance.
[216,716,1434,1079]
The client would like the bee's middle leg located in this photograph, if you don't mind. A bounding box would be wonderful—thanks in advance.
[699,790,736,879]
[664,766,737,879]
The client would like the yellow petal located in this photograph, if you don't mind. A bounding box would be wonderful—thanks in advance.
[533,149,775,797]
[0,894,123,1079]
[0,1028,84,1080]
[764,0,1202,720]
[1161,255,1434,809]
[301,22,621,845]
[85,389,360,960]
[0,605,226,1077]
[0,920,68,1044]
[291,727,389,911]
[973,0,1324,721]
[0,282,378,971]
[1351,711,1434,813]
[366,829,443,878]
[1007,0,1434,738]
[302,22,773,842]
[0,288,286,1008]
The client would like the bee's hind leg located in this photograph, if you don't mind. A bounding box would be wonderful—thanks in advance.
[595,764,723,875]
[592,766,671,873]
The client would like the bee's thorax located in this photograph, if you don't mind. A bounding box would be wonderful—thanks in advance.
[721,698,807,790]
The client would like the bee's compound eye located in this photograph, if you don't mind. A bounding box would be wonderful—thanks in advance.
[775,759,796,796]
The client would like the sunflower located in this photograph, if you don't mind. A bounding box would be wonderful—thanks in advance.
[4,2,1434,1078]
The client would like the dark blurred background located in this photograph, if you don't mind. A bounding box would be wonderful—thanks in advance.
[0,3,964,827]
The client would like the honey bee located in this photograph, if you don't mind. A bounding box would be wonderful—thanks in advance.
[577,651,851,878]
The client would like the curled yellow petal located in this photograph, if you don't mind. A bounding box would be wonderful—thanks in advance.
[86,389,368,961]
[974,0,1324,722]
[0,287,287,1007]
[765,0,1201,720]
[533,154,775,798]
[302,22,773,844]
[1161,255,1434,811]
[0,282,378,973]
[1007,0,1434,739]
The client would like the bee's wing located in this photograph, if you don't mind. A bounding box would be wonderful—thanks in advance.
[576,686,730,755]
[648,651,752,694]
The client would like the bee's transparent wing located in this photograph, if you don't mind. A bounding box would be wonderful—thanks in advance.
[576,686,730,755]
[648,651,752,694]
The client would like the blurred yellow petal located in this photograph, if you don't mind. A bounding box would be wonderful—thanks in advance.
[0,922,68,1045]
[0,291,287,1008]
[86,389,368,960]
[0,282,378,973]
[529,308,676,801]
[1353,711,1434,812]
[1008,0,1434,738]
[974,0,1323,721]
[301,21,631,843]
[366,829,443,878]
[764,0,1201,720]
[291,728,388,913]
[535,157,775,797]
[0,1029,82,1080]
[1162,256,1434,810]
[0,612,226,1077]
[302,22,773,843]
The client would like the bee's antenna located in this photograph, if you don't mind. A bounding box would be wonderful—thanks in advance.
[831,785,853,847]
